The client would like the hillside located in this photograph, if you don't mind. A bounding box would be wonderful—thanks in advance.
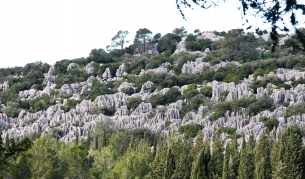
[0,29,305,144]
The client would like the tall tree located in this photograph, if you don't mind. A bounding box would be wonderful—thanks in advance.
[134,28,152,48]
[277,128,304,179]
[211,133,224,179]
[172,26,188,37]
[191,147,211,179]
[230,133,239,178]
[111,30,130,51]
[222,144,232,179]
[164,148,176,179]
[238,133,255,179]
[254,131,272,179]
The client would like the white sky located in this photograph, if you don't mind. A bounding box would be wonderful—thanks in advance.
[0,0,270,68]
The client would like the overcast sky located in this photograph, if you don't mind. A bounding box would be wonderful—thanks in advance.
[0,0,271,68]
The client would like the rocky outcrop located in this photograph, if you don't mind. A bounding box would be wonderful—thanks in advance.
[0,81,9,91]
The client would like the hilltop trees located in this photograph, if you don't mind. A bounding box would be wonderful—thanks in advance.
[175,0,305,51]
[134,28,152,47]
[110,30,130,51]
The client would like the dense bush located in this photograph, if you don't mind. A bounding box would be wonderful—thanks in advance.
[157,33,181,53]
[217,127,236,135]
[90,105,115,116]
[285,102,305,118]
[88,80,116,101]
[260,117,279,131]
[150,94,165,108]
[178,124,203,139]
[126,97,142,110]
[200,86,212,97]
[163,88,181,104]
[248,97,273,116]
[61,99,81,112]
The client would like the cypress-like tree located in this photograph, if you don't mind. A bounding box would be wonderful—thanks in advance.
[238,133,255,179]
[191,131,204,161]
[172,141,192,179]
[190,146,211,179]
[211,133,224,179]
[237,134,246,179]
[254,131,272,179]
[222,144,232,179]
[230,133,239,177]
[255,158,267,179]
[164,148,175,179]
[75,131,79,145]
[278,128,304,179]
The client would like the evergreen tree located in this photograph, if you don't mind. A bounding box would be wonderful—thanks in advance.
[164,148,175,179]
[211,133,224,179]
[278,128,304,179]
[149,148,167,179]
[238,133,255,179]
[255,158,268,179]
[75,131,79,145]
[272,161,288,179]
[270,139,279,173]
[172,141,192,179]
[190,147,211,179]
[254,131,272,179]
[191,131,204,161]
[237,134,247,179]
[230,133,239,177]
[222,144,232,179]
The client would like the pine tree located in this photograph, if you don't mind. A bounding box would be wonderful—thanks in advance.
[164,147,175,179]
[190,146,211,179]
[172,141,192,179]
[211,133,224,179]
[254,131,272,179]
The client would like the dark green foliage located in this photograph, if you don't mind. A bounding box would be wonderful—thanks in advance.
[260,117,279,131]
[87,48,113,63]
[277,127,304,179]
[255,131,272,179]
[190,147,211,179]
[61,99,81,112]
[150,94,165,107]
[284,102,305,118]
[248,97,273,116]
[163,88,181,104]
[178,124,203,139]
[164,148,176,179]
[126,97,142,110]
[220,29,259,62]
[211,133,224,178]
[200,86,212,97]
[88,80,116,101]
[157,33,181,53]
[212,101,231,121]
[217,127,236,136]
[186,35,212,51]
[291,78,305,87]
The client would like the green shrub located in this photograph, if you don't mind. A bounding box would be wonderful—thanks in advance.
[217,127,236,135]
[285,102,305,118]
[260,117,279,131]
[248,97,273,116]
[150,94,165,108]
[282,102,290,107]
[126,97,142,110]
[157,33,181,53]
[61,99,81,112]
[291,78,305,87]
[178,124,203,139]
[200,86,212,97]
[163,88,181,104]
[212,110,226,121]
